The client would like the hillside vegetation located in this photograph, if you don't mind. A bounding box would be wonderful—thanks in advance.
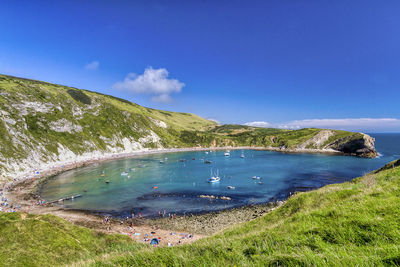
[1,160,399,266]
[0,74,376,179]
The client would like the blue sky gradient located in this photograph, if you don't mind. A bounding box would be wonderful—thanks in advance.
[1,0,399,131]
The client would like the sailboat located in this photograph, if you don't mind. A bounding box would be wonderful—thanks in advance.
[240,151,245,158]
[208,170,220,183]
[224,151,230,156]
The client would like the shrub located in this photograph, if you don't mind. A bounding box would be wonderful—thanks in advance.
[67,89,92,105]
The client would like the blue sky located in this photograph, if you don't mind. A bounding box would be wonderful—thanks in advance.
[1,0,400,132]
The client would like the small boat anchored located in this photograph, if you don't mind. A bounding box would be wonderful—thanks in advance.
[121,172,129,176]
[252,176,261,180]
[227,186,236,190]
[224,151,230,156]
[208,170,221,183]
[240,152,245,158]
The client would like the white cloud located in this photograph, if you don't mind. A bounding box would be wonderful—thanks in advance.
[112,67,185,103]
[85,61,99,70]
[244,118,400,132]
[279,118,400,132]
[207,118,220,124]
[244,121,271,127]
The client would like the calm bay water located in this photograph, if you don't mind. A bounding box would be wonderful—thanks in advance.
[39,133,400,217]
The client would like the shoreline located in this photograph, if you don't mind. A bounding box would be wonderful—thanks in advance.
[4,171,285,246]
[0,145,350,246]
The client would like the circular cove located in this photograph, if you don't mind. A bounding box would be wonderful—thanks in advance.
[38,134,400,218]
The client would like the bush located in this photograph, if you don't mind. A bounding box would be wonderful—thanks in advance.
[67,89,91,105]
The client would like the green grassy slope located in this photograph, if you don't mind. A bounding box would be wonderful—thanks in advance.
[1,160,399,266]
[0,213,142,267]
[0,74,216,177]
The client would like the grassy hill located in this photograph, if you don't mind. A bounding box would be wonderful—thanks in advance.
[0,74,376,180]
[0,74,217,178]
[1,160,399,266]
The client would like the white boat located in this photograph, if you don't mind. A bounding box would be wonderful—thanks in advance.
[208,170,220,183]
[227,186,236,190]
[252,176,261,180]
[224,152,230,156]
[208,176,220,183]
[121,172,129,176]
[205,151,209,154]
[240,152,245,158]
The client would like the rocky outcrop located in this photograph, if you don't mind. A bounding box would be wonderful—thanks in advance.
[327,133,378,158]
[294,130,377,158]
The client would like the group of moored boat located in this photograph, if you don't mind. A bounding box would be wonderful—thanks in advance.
[99,151,254,188]
[208,169,263,187]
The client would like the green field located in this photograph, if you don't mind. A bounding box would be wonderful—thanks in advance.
[1,160,399,266]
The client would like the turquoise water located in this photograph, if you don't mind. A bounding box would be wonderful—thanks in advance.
[39,133,400,217]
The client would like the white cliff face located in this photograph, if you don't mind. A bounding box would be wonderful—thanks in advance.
[139,130,161,144]
[0,131,163,181]
[362,133,376,151]
[0,88,170,181]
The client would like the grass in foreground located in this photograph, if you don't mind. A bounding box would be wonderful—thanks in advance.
[2,160,399,266]
[0,213,143,266]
